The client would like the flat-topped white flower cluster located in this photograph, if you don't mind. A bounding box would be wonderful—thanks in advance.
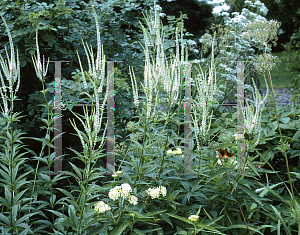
[108,183,133,201]
[94,183,168,213]
[146,186,167,199]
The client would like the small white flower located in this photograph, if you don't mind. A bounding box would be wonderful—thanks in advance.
[146,186,167,199]
[108,186,122,201]
[188,215,199,222]
[146,187,160,199]
[213,12,221,17]
[121,183,132,197]
[159,186,167,197]
[108,184,132,200]
[172,148,183,155]
[159,13,166,18]
[94,201,111,213]
[127,121,135,131]
[187,39,196,46]
[222,12,229,17]
[129,195,138,205]
[244,0,253,6]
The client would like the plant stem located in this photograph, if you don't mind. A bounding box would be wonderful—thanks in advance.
[9,94,14,235]
[267,69,299,230]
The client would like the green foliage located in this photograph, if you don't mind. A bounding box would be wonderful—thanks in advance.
[0,0,198,161]
[0,0,300,234]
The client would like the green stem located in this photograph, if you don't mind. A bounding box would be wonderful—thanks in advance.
[9,94,14,235]
[157,89,173,181]
[133,104,148,189]
[267,69,299,230]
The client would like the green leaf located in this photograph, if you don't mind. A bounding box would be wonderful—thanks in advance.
[15,212,38,227]
[225,224,264,235]
[165,213,193,225]
[238,184,264,207]
[68,205,79,228]
[159,212,173,228]
[292,128,300,141]
[69,162,83,181]
[132,139,143,150]
[270,205,292,235]
[205,168,233,183]
[0,213,10,226]
[110,221,132,235]
[280,117,290,123]
[133,228,147,235]
[196,205,202,216]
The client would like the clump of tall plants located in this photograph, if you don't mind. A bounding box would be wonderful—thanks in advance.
[0,0,299,234]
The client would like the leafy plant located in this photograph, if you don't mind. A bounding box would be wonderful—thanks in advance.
[0,0,299,234]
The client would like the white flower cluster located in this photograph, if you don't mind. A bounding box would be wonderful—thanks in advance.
[187,39,196,46]
[167,148,183,158]
[126,121,135,132]
[198,0,274,104]
[146,186,167,199]
[129,195,138,205]
[108,183,133,201]
[121,183,132,197]
[244,0,268,16]
[129,3,186,118]
[188,215,199,222]
[222,12,230,17]
[94,201,111,213]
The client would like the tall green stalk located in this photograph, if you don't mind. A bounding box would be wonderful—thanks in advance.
[266,68,299,232]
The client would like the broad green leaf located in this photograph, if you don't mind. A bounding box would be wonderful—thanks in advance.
[159,212,173,228]
[270,205,292,235]
[110,221,132,235]
[165,213,193,225]
[238,184,264,207]
[205,168,234,183]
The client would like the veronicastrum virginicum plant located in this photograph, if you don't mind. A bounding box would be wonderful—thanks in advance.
[192,31,218,143]
[69,3,227,234]
[0,13,38,234]
[2,0,299,233]
[52,5,110,233]
[130,3,186,119]
[128,3,190,184]
[26,4,109,233]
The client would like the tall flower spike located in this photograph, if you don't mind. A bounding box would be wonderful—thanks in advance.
[31,29,50,82]
[0,13,21,114]
[129,66,139,107]
[243,76,268,147]
[76,47,88,89]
